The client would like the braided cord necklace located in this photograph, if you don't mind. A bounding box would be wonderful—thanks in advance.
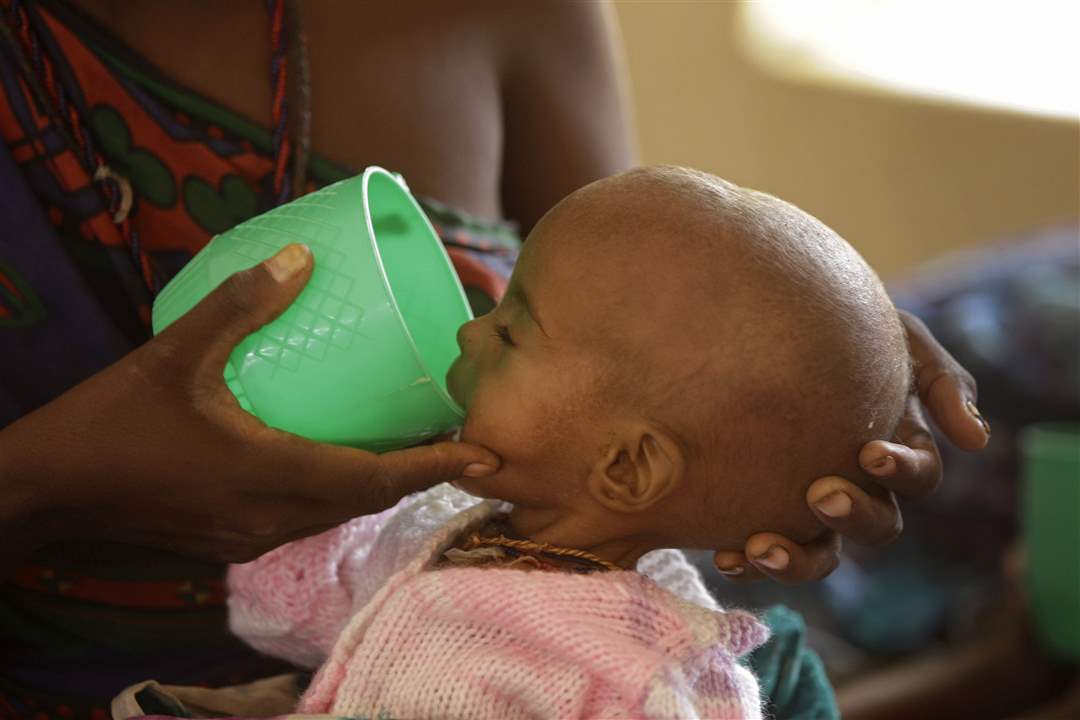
[266,0,310,205]
[455,516,623,574]
[0,0,312,295]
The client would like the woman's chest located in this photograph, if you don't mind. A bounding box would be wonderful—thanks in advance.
[72,0,507,220]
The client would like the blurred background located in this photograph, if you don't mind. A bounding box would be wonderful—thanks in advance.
[611,2,1079,718]
[613,0,1077,279]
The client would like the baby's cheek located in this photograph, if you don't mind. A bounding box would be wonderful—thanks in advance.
[461,383,552,457]
[456,402,562,503]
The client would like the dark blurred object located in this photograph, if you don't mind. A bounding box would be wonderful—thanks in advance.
[836,606,1074,720]
[893,225,1080,425]
[836,534,1078,720]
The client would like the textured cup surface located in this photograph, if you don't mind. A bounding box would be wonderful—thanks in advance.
[152,168,472,450]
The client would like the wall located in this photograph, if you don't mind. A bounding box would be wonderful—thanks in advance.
[613,1,1079,279]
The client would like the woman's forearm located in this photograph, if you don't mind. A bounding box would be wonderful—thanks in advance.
[0,422,51,577]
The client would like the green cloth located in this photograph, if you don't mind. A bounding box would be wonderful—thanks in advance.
[748,605,840,720]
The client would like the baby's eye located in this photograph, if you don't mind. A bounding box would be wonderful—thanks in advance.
[493,323,516,347]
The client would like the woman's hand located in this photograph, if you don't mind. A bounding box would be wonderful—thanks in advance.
[712,310,991,582]
[0,244,499,569]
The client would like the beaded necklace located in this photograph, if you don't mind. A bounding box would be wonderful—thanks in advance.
[0,0,312,294]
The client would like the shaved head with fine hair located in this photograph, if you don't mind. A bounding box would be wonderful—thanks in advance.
[534,166,911,545]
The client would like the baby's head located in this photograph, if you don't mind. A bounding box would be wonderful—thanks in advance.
[447,166,910,559]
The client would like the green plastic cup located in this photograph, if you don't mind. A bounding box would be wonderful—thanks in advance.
[152,167,472,451]
[1021,422,1080,661]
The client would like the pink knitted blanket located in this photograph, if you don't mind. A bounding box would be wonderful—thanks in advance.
[228,486,768,719]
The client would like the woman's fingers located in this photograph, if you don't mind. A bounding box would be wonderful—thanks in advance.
[712,549,768,582]
[713,531,843,584]
[260,430,500,514]
[743,530,843,585]
[925,371,991,451]
[159,243,314,377]
[370,440,501,501]
[806,475,903,547]
[719,386,935,584]
[859,439,938,499]
[899,310,990,451]
[857,394,942,500]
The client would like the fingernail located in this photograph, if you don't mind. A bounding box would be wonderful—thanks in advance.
[815,491,852,518]
[867,455,896,476]
[716,565,744,576]
[755,546,789,571]
[463,463,496,478]
[966,401,991,437]
[265,243,311,282]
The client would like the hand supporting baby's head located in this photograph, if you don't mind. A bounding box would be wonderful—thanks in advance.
[447,166,910,566]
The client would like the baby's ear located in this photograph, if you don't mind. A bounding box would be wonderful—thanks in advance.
[587,425,686,514]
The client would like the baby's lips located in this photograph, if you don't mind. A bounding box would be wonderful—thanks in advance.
[431,428,464,444]
[445,355,475,412]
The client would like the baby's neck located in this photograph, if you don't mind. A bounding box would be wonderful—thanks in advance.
[503,505,658,570]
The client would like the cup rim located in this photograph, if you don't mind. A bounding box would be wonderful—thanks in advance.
[361,166,471,419]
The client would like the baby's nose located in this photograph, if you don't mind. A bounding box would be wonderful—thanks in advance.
[455,322,468,352]
[455,317,479,352]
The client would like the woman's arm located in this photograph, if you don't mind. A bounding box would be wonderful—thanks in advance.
[0,246,499,578]
[498,0,637,234]
[0,433,54,577]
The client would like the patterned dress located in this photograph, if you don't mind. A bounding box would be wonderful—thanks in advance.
[0,1,519,717]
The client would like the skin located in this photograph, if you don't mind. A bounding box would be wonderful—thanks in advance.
[0,0,632,573]
[0,1,988,581]
[448,168,914,569]
[62,0,634,231]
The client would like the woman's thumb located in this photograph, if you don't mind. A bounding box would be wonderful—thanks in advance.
[170,243,313,370]
[372,440,500,499]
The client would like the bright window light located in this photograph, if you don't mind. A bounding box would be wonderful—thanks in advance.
[738,0,1080,119]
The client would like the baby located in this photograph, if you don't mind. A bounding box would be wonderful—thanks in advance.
[227,167,911,719]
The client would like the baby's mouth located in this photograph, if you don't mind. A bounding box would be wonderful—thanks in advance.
[445,356,466,408]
